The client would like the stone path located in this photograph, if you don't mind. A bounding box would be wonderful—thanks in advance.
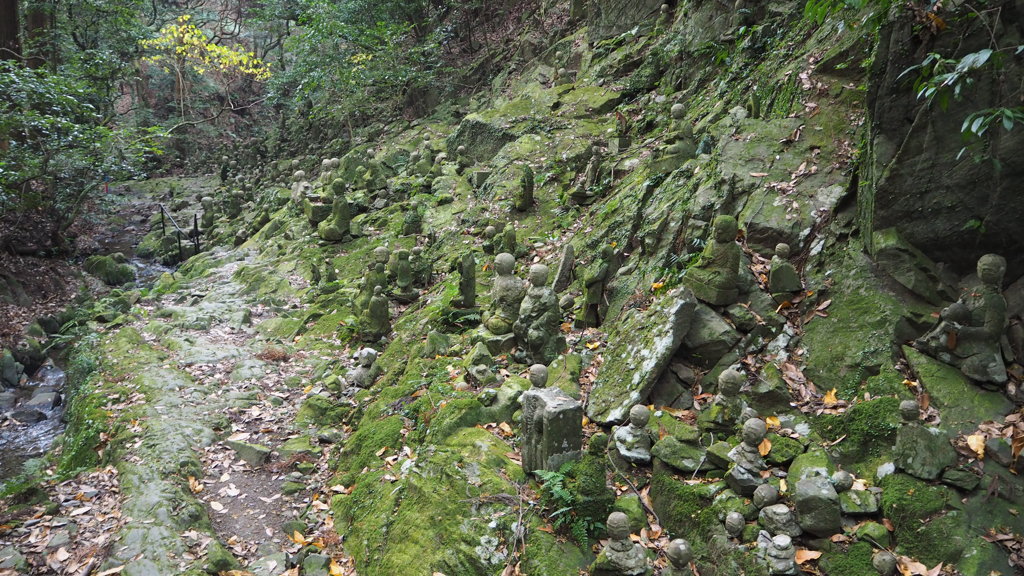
[2,248,356,575]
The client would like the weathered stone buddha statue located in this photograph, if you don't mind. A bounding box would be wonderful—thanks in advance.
[913,253,1008,384]
[514,264,564,365]
[682,215,742,306]
[483,253,526,336]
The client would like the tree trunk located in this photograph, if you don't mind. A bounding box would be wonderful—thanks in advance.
[25,0,55,68]
[0,0,19,61]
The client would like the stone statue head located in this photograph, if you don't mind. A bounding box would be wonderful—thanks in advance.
[398,249,410,261]
[899,399,920,422]
[374,262,385,274]
[718,368,744,396]
[741,417,767,445]
[331,178,346,195]
[665,538,693,567]
[591,146,602,158]
[292,170,306,182]
[771,534,793,551]
[495,253,515,275]
[373,246,390,264]
[588,432,609,455]
[606,511,631,540]
[484,225,497,239]
[671,103,685,120]
[528,264,550,286]
[412,246,423,256]
[373,285,383,296]
[713,215,739,243]
[528,364,548,388]
[356,348,377,367]
[775,243,790,259]
[977,253,1006,286]
[457,145,466,154]
[628,404,651,428]
[558,67,568,78]
[601,245,614,260]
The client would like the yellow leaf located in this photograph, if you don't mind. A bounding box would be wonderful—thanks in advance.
[582,416,590,427]
[765,416,781,430]
[779,478,787,493]
[823,388,838,406]
[651,282,665,291]
[966,434,986,460]
[303,384,314,394]
[585,341,601,350]
[290,530,308,545]
[758,438,772,456]
[795,549,822,564]
[330,559,345,576]
[188,476,203,494]
[902,379,919,389]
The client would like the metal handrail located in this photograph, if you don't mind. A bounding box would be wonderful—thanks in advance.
[158,204,200,261]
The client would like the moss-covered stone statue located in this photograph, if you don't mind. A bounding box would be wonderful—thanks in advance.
[456,252,477,309]
[590,511,651,576]
[513,163,535,211]
[514,264,565,365]
[768,242,801,299]
[393,249,418,303]
[663,538,693,576]
[912,253,1008,384]
[401,201,423,236]
[500,224,524,258]
[348,348,380,390]
[764,534,798,575]
[316,179,351,241]
[520,364,583,473]
[358,286,390,342]
[410,246,432,288]
[200,196,216,230]
[651,103,696,174]
[355,262,387,314]
[483,253,526,336]
[725,417,767,496]
[612,405,654,465]
[570,146,604,205]
[577,245,614,329]
[682,215,742,306]
[482,225,499,255]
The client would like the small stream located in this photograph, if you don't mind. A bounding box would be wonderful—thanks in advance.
[0,360,67,480]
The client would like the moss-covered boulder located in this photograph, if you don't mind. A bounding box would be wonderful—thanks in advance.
[587,288,697,424]
[84,254,135,286]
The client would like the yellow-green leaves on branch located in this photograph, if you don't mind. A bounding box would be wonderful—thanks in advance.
[140,15,271,81]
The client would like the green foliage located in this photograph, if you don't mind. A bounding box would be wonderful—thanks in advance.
[535,467,605,546]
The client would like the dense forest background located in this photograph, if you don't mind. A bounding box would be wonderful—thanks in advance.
[0,0,541,253]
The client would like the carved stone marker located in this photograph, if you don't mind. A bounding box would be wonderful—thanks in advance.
[520,365,583,473]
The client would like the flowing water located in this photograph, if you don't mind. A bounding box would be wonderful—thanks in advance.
[0,360,67,481]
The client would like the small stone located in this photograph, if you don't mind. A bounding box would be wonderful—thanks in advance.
[223,441,272,468]
[872,550,897,576]
[724,511,745,537]
[839,490,879,515]
[758,504,802,538]
[830,470,854,492]
[793,476,841,537]
[752,484,779,508]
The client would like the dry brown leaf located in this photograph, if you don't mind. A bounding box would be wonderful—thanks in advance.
[795,549,822,564]
[188,476,203,494]
[898,556,928,575]
[758,438,772,456]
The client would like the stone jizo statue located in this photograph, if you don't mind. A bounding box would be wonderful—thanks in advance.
[577,245,614,329]
[768,243,801,298]
[514,264,564,365]
[393,249,418,303]
[612,405,654,465]
[355,262,387,314]
[570,146,604,205]
[726,417,768,496]
[456,252,477,309]
[410,246,432,287]
[590,512,651,576]
[348,348,380,389]
[483,253,526,336]
[765,534,798,575]
[913,253,1008,384]
[358,286,390,342]
[520,364,583,473]
[682,215,742,306]
[663,538,693,576]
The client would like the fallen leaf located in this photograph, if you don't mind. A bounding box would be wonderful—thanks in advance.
[758,438,772,456]
[750,172,769,177]
[585,341,601,350]
[823,388,838,406]
[795,549,822,564]
[966,434,986,459]
[765,416,781,430]
[96,568,125,576]
[188,476,203,494]
[330,559,346,575]
[209,501,225,512]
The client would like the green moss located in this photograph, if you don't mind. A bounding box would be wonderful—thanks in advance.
[880,473,958,563]
[296,395,350,427]
[814,397,900,466]
[650,467,724,548]
[564,454,615,527]
[335,415,405,484]
[521,528,589,576]
[819,541,874,576]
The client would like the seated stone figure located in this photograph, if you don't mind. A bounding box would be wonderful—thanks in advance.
[591,512,651,576]
[650,103,696,173]
[913,253,1008,384]
[612,405,655,465]
[514,264,564,365]
[483,253,526,336]
[682,215,742,306]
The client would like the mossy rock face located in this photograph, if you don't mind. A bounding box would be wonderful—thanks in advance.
[564,453,615,527]
[587,288,697,424]
[651,436,712,473]
[801,245,909,399]
[647,411,699,443]
[335,415,405,484]
[764,433,804,466]
[425,397,485,443]
[815,397,901,468]
[296,394,349,427]
[333,427,522,576]
[521,529,590,576]
[786,448,836,482]
[903,346,1013,436]
[84,255,135,286]
[879,473,962,563]
[819,541,874,576]
[650,467,725,549]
